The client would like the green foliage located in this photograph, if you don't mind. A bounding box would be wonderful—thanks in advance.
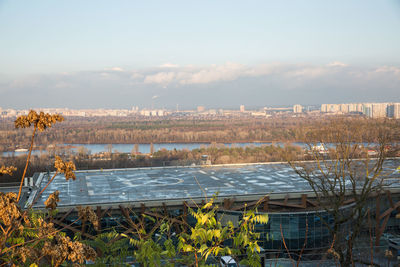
[79,230,130,266]
[122,220,176,267]
[121,196,268,267]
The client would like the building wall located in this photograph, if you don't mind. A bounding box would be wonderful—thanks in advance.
[293,104,303,113]
[371,103,388,118]
[220,204,354,251]
[320,102,400,118]
[394,103,400,119]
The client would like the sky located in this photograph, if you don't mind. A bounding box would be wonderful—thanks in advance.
[0,0,400,109]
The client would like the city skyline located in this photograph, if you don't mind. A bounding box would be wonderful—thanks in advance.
[1,1,400,108]
[1,101,399,119]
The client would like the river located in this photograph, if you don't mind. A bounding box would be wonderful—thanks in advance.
[2,142,297,157]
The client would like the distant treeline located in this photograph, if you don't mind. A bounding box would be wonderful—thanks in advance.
[3,116,397,152]
[2,116,400,184]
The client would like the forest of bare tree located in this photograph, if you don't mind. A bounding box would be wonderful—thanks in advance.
[2,116,399,152]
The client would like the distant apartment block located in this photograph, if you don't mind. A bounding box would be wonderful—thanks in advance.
[293,104,303,113]
[371,103,388,118]
[197,106,205,112]
[321,102,400,118]
[1,102,399,119]
[387,103,400,119]
[140,109,165,117]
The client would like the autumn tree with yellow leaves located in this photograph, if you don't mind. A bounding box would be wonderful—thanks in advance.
[0,111,96,266]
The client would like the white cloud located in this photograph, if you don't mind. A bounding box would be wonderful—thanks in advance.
[141,62,356,86]
[143,62,248,85]
[243,63,283,76]
[179,62,246,84]
[327,61,348,67]
[131,72,144,80]
[110,67,124,72]
[286,67,328,78]
[6,62,400,92]
[3,62,400,108]
[374,66,400,76]
[144,72,176,84]
[159,63,179,68]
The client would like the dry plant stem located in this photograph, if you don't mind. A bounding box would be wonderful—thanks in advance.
[38,172,58,198]
[297,219,308,267]
[0,224,5,234]
[28,172,58,209]
[317,234,337,267]
[194,251,198,267]
[17,125,37,201]
[0,225,13,253]
[193,176,208,202]
[280,223,295,267]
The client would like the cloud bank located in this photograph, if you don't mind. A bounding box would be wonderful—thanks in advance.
[1,62,399,109]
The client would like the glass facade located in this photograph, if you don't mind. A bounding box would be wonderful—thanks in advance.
[262,212,332,250]
[62,194,400,253]
[219,204,354,251]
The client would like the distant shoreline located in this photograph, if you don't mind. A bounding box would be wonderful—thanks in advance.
[1,142,299,157]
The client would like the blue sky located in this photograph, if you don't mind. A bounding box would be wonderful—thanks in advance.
[0,0,400,109]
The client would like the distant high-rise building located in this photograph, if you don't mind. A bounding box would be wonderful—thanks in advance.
[345,103,363,113]
[363,103,373,118]
[387,104,395,118]
[322,103,366,114]
[197,106,205,112]
[339,104,349,113]
[387,103,400,119]
[395,103,400,119]
[240,105,245,112]
[322,104,340,113]
[293,104,303,113]
[371,103,388,118]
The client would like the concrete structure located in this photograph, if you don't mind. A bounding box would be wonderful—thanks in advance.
[388,103,400,119]
[19,159,400,253]
[30,162,315,209]
[371,103,389,118]
[320,102,400,118]
[395,103,400,119]
[293,104,303,113]
[197,106,205,112]
[321,104,341,113]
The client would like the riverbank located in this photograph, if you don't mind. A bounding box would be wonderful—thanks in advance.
[2,141,298,157]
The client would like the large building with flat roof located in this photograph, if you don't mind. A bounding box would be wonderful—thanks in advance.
[18,159,400,253]
[29,162,312,209]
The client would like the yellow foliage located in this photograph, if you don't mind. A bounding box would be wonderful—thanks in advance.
[0,166,17,176]
[15,110,64,131]
[54,156,76,180]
